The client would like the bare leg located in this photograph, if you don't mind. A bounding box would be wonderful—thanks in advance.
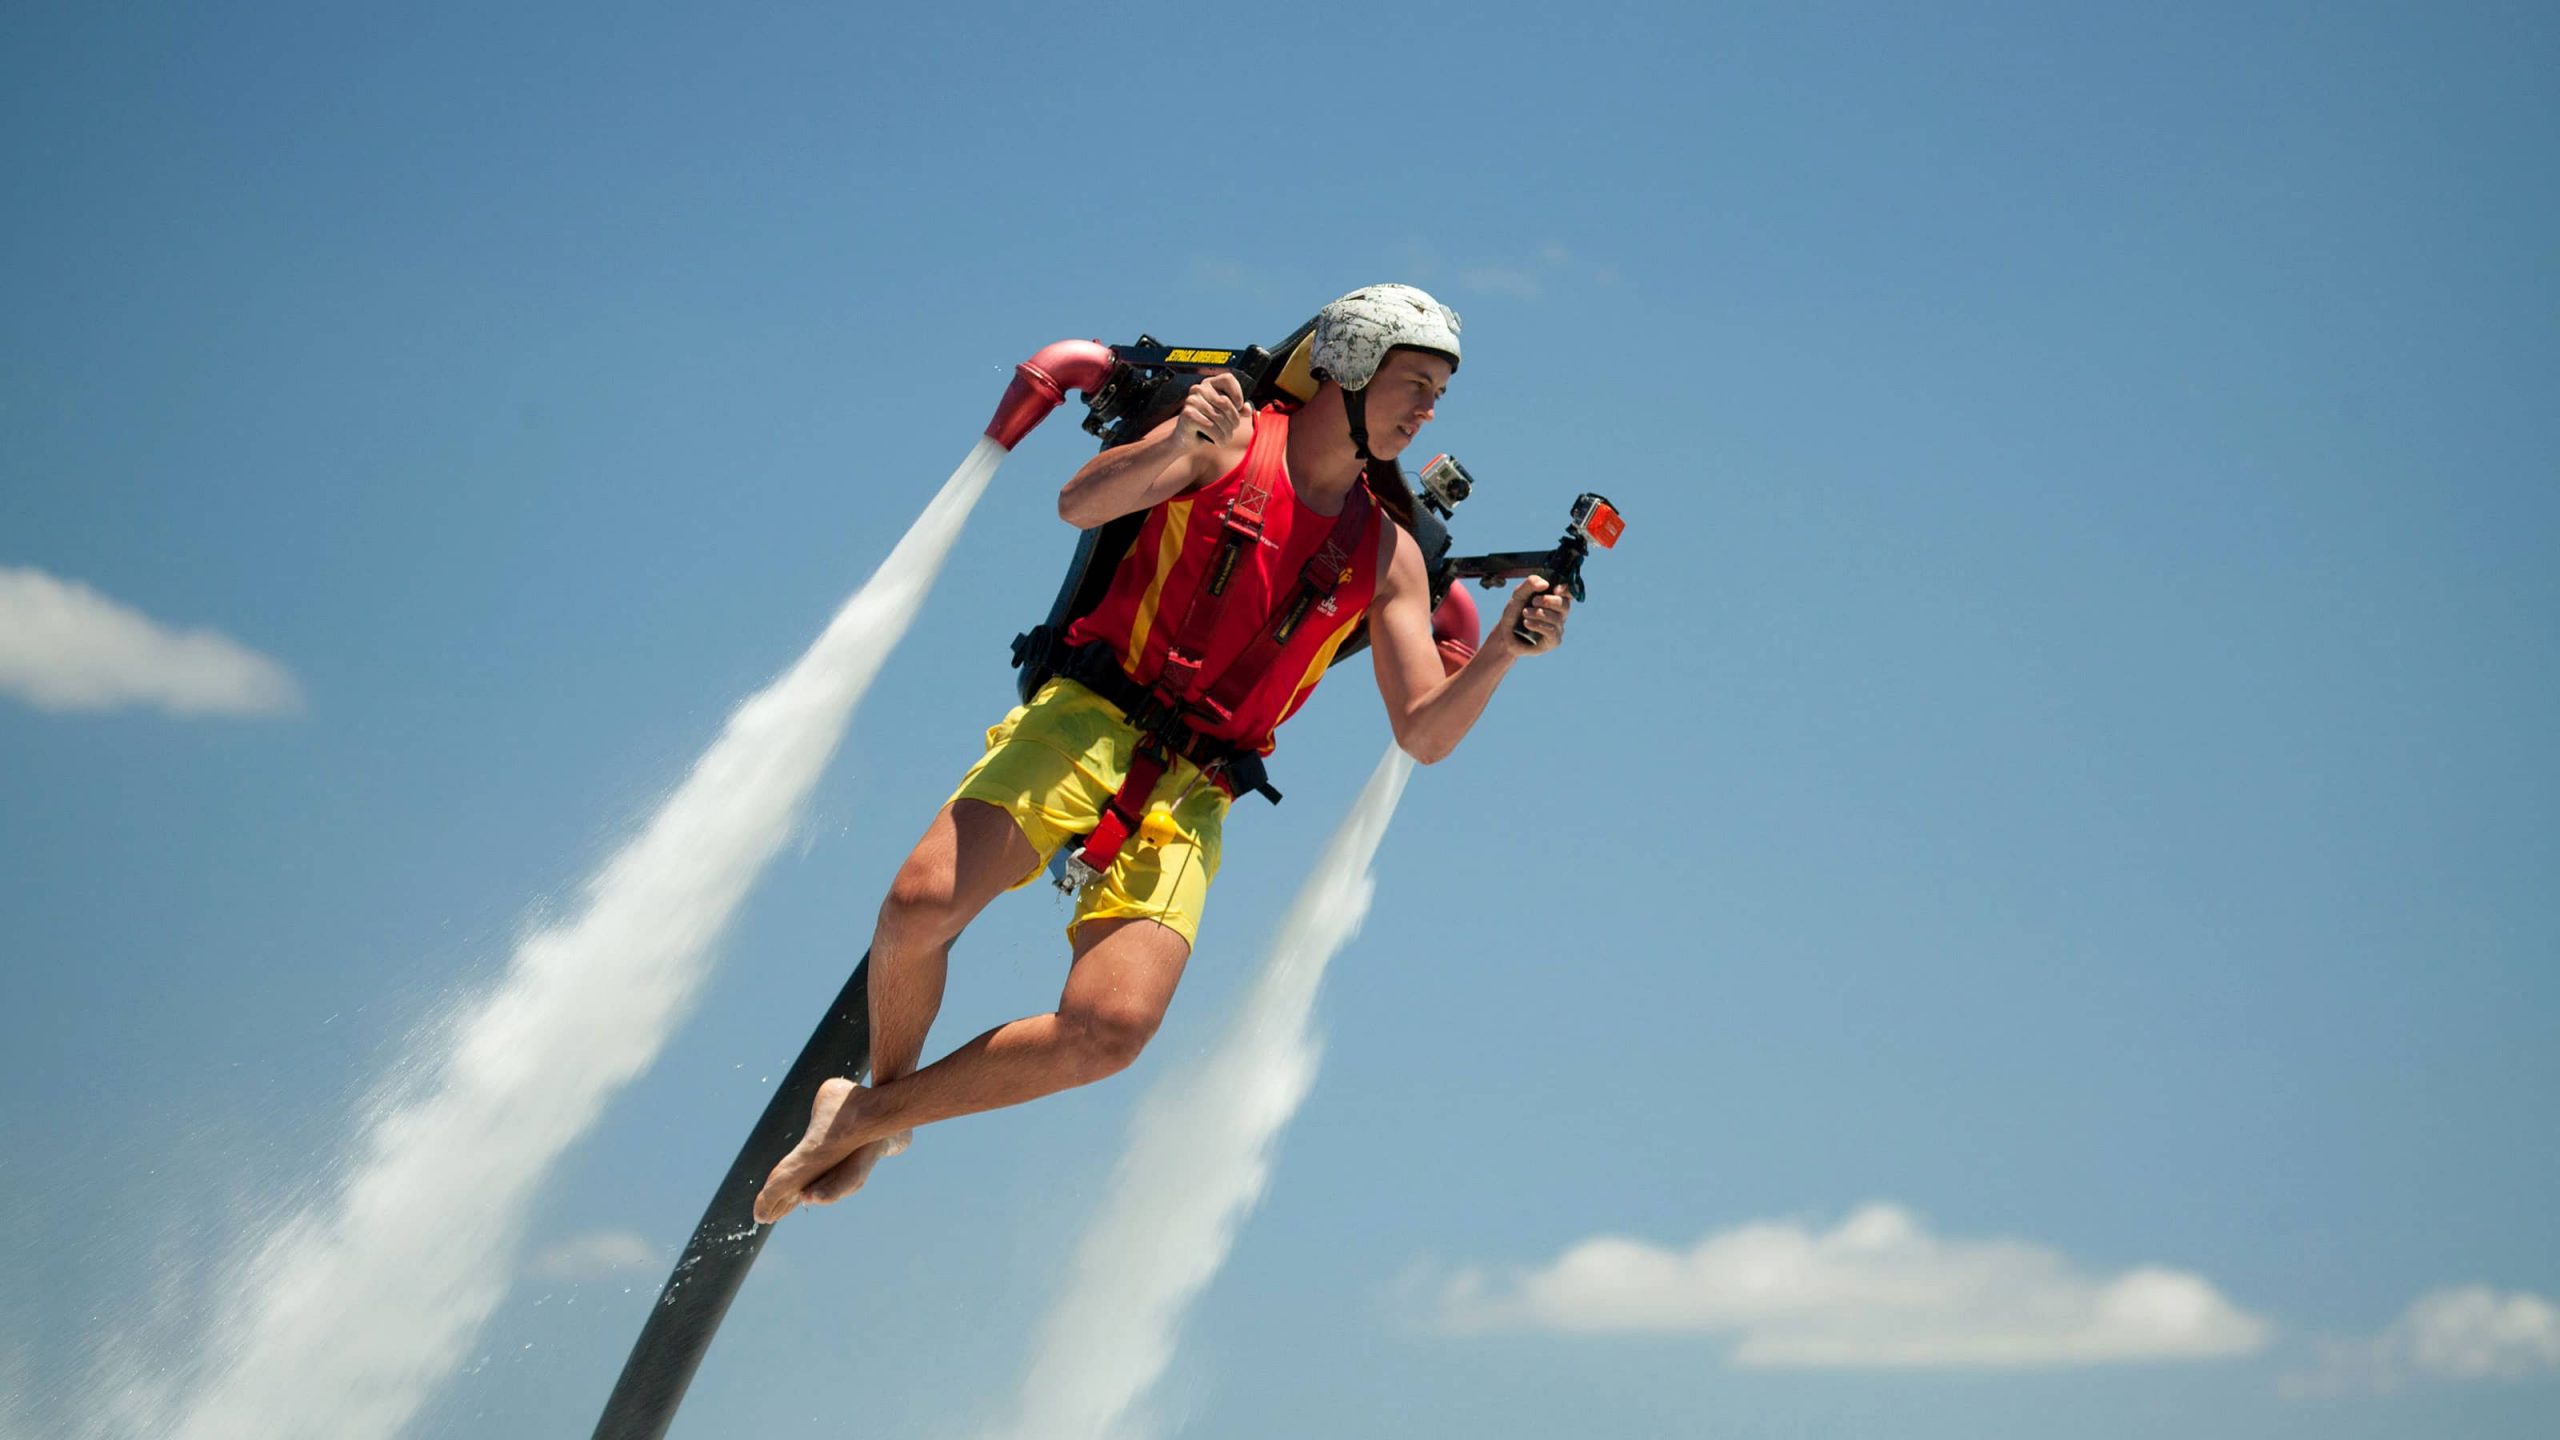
[866,799,1038,1084]
[754,917,1190,1221]
[749,801,1032,1220]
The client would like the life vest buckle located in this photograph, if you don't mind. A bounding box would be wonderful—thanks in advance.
[1156,651,1204,702]
[1053,848,1104,895]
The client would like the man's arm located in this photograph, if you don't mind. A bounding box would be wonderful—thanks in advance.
[1369,523,1569,764]
[1057,372,1251,529]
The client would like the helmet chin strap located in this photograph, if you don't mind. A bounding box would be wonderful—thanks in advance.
[1342,383,1377,462]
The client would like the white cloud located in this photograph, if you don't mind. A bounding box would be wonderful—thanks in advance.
[2280,1286,2560,1397]
[1435,1203,2270,1370]
[2404,1287,2560,1379]
[527,1230,658,1281]
[0,566,302,716]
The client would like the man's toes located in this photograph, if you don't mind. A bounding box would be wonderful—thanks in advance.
[755,1144,823,1223]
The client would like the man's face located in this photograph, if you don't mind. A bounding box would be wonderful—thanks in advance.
[1362,348,1453,460]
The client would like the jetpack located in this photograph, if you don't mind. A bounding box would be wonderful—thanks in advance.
[590,311,1621,1440]
[995,314,1626,703]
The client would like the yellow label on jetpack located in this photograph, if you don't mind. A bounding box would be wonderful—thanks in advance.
[1164,349,1234,364]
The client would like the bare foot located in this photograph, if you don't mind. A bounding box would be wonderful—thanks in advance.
[755,1078,882,1224]
[803,1129,913,1205]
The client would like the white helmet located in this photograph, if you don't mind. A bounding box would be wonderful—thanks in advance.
[1310,283,1461,391]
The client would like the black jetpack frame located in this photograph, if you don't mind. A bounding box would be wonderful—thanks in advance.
[1009,315,1623,706]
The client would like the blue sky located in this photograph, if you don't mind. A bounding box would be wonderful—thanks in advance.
[4,3,2555,1437]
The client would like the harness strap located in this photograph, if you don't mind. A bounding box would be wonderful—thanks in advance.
[1057,741,1174,896]
[1193,482,1374,731]
[1059,410,1371,891]
[1045,642,1276,803]
[1155,412,1287,701]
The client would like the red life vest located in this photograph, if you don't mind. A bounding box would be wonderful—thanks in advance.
[1062,405,1379,756]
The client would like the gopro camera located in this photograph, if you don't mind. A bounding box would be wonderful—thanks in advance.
[1417,453,1474,518]
[1567,493,1625,550]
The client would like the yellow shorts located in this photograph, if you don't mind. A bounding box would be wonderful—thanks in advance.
[948,677,1231,946]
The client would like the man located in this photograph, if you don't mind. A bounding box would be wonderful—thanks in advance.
[753,284,1568,1223]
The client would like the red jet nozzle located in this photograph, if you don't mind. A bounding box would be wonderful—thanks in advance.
[984,339,1117,451]
[1430,584,1480,676]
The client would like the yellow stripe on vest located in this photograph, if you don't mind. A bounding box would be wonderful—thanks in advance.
[1273,606,1365,730]
[1120,495,1194,674]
